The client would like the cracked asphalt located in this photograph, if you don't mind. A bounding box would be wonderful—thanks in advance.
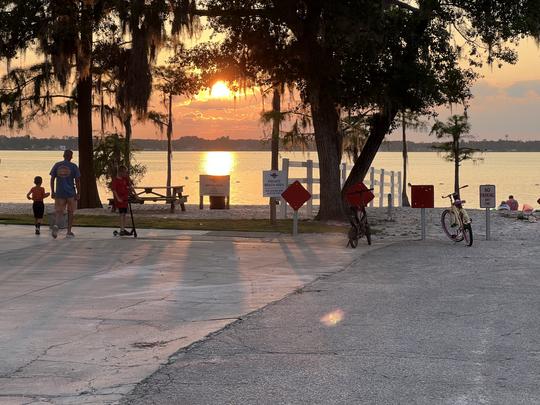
[0,225,360,404]
[123,238,540,405]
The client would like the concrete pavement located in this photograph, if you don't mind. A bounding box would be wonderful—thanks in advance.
[0,225,362,404]
[123,238,540,404]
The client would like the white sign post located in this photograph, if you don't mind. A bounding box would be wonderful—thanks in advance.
[480,185,496,240]
[262,170,287,198]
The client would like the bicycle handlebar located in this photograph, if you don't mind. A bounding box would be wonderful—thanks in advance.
[442,185,469,199]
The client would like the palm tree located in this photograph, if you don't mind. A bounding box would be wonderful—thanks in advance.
[0,1,199,207]
[431,114,482,195]
[149,47,201,196]
[397,110,427,207]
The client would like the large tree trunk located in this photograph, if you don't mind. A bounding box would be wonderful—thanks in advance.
[401,114,410,207]
[76,3,101,209]
[166,93,173,197]
[123,112,132,169]
[309,82,344,221]
[343,107,398,194]
[270,86,280,224]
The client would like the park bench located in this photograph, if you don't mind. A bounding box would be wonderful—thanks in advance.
[109,185,188,213]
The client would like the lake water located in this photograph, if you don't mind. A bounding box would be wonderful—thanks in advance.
[1,150,539,208]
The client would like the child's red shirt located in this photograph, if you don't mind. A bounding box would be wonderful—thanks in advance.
[111,176,130,208]
[30,186,46,201]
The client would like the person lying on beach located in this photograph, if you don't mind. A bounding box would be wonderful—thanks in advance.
[498,201,510,210]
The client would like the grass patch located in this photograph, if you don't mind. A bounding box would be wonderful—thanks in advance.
[0,214,348,234]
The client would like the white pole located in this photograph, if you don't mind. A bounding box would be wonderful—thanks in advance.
[390,171,395,208]
[293,210,299,236]
[281,158,289,219]
[306,159,313,217]
[369,167,375,208]
[379,169,385,207]
[397,171,403,207]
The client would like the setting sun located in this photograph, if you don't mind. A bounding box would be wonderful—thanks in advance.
[210,81,231,98]
[204,151,234,175]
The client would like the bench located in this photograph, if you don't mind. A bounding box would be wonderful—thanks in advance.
[109,185,188,213]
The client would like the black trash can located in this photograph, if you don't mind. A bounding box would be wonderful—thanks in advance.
[209,196,226,209]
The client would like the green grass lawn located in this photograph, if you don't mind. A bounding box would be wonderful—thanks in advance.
[0,214,348,234]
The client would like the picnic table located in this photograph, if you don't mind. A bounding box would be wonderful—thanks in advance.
[109,185,188,213]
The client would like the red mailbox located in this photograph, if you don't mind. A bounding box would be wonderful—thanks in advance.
[411,185,434,208]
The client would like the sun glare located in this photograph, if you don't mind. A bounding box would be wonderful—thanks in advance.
[210,81,231,98]
[204,152,234,175]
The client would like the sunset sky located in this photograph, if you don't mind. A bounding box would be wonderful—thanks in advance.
[3,38,540,142]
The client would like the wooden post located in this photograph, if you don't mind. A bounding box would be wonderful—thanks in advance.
[379,168,385,207]
[306,160,313,217]
[390,171,395,208]
[199,195,203,210]
[280,158,290,219]
[341,163,347,188]
[397,171,403,207]
[369,167,375,208]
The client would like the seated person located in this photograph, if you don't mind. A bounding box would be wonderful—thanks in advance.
[506,195,519,211]
[498,200,510,210]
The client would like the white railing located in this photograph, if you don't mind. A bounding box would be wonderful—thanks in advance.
[280,158,402,218]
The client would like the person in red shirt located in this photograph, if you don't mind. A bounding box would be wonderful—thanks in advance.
[26,176,50,235]
[111,165,133,235]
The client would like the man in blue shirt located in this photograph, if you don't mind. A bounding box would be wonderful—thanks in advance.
[50,150,81,238]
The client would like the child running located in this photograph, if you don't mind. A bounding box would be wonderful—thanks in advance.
[111,165,133,235]
[26,176,50,235]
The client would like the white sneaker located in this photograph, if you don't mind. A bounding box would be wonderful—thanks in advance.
[66,232,75,238]
[51,225,59,239]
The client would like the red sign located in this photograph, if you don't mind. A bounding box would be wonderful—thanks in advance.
[345,182,374,208]
[411,185,434,208]
[281,181,311,211]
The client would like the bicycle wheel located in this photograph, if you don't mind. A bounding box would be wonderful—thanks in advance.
[348,226,359,248]
[441,209,463,241]
[365,223,372,246]
[463,224,473,246]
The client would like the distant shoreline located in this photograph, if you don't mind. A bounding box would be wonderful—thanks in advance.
[2,135,540,152]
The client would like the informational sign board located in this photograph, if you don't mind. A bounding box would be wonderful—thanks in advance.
[281,181,311,211]
[199,175,230,196]
[263,170,287,198]
[411,185,435,209]
[479,184,496,208]
[345,182,375,208]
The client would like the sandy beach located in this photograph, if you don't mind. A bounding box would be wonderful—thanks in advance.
[2,201,539,243]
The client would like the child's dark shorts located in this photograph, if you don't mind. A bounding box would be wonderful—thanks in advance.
[33,201,45,219]
[118,207,128,214]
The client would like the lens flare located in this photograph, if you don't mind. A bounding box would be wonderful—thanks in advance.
[320,309,345,327]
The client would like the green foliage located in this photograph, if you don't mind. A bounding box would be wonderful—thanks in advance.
[431,114,482,163]
[93,133,146,186]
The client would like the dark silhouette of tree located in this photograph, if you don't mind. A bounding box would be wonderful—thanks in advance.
[0,0,198,207]
[148,45,201,196]
[431,113,482,194]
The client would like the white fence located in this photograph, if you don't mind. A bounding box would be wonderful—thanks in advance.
[280,158,402,218]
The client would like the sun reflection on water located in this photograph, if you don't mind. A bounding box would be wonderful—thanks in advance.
[204,151,234,175]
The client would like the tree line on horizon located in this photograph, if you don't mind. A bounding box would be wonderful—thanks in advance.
[3,134,540,153]
[2,1,540,219]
